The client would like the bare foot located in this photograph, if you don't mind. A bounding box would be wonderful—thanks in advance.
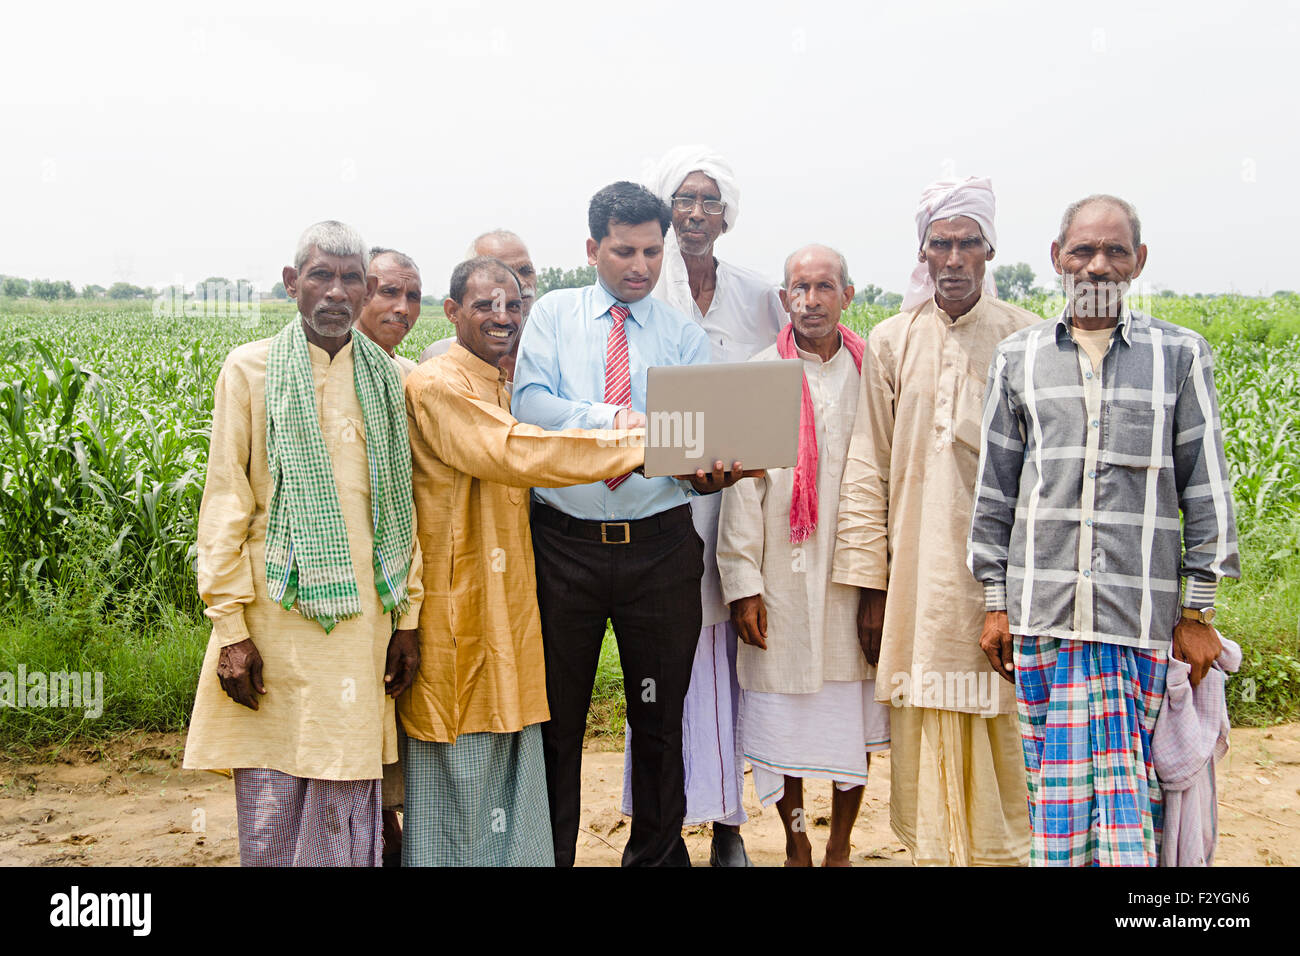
[821,853,853,867]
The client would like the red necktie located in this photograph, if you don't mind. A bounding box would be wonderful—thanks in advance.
[604,305,632,490]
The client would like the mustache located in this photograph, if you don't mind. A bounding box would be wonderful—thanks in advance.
[313,302,354,320]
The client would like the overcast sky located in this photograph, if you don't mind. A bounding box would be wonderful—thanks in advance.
[2,0,1297,297]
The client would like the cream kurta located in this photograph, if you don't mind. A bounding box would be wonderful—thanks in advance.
[717,337,869,695]
[831,297,1039,714]
[184,335,423,781]
[399,344,643,744]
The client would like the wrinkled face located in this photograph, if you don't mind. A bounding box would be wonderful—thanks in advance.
[475,234,537,319]
[586,219,665,303]
[447,269,523,366]
[671,171,726,258]
[1052,202,1148,319]
[285,247,372,340]
[355,253,422,354]
[779,248,853,345]
[921,215,993,307]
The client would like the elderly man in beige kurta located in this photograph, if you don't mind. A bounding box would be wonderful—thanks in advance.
[184,223,423,867]
[718,244,890,867]
[832,178,1036,866]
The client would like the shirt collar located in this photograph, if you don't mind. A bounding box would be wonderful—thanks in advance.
[793,330,845,364]
[1054,305,1135,347]
[447,341,507,384]
[592,279,650,327]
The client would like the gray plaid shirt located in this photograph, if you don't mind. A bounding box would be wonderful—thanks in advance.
[967,308,1240,649]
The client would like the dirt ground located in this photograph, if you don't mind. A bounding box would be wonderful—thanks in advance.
[2,723,1298,867]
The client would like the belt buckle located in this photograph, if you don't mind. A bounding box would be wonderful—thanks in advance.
[600,521,631,545]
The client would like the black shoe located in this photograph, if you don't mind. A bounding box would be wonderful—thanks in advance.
[709,828,753,867]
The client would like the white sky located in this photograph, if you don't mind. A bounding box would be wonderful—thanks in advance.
[2,0,1297,296]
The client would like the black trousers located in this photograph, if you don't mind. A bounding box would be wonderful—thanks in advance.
[531,502,704,867]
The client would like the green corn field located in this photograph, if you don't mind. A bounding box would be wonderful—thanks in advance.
[0,295,1298,745]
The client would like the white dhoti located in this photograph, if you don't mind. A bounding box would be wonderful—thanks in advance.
[742,679,891,806]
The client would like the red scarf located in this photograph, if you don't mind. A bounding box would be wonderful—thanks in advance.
[776,322,866,542]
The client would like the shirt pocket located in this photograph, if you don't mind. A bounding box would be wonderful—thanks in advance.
[1102,401,1168,468]
[952,369,989,454]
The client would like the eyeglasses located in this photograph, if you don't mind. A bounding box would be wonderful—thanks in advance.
[670,194,725,216]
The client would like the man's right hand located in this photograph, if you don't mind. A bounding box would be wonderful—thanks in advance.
[614,408,647,430]
[856,588,887,665]
[980,611,1015,684]
[217,638,266,710]
[730,594,768,650]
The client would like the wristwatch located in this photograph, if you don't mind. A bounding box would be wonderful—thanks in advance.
[1180,606,1216,624]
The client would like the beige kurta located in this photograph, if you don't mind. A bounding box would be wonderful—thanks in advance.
[831,296,1039,715]
[399,344,644,743]
[183,335,423,781]
[717,337,870,695]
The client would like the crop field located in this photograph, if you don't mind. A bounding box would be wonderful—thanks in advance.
[1,294,1298,746]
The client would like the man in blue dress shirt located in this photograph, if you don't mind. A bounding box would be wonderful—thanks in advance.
[513,181,755,866]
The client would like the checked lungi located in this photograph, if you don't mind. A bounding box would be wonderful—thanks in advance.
[403,724,554,867]
[233,769,383,867]
[1014,635,1168,867]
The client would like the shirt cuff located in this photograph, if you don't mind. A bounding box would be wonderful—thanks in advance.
[209,612,251,648]
[1183,578,1218,608]
[983,582,1007,612]
[396,603,422,631]
[588,402,626,430]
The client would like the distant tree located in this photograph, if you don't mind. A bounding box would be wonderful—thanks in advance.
[57,280,77,299]
[854,283,882,305]
[82,284,105,298]
[536,265,596,296]
[1274,290,1294,297]
[2,277,29,297]
[420,294,440,306]
[993,263,1038,300]
[269,281,288,300]
[108,281,145,300]
[878,291,903,310]
[1158,289,1177,298]
[31,279,60,300]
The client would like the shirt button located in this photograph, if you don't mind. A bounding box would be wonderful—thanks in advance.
[1088,470,1097,479]
[1085,371,1094,380]
[1083,570,1091,578]
[1091,419,1099,428]
[1085,518,1093,526]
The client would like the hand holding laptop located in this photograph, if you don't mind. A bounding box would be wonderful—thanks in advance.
[674,459,767,495]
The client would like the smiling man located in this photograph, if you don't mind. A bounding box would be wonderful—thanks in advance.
[968,194,1240,865]
[183,221,423,867]
[398,256,647,866]
[513,181,759,867]
[833,177,1038,866]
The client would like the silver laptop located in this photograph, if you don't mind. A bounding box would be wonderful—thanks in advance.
[643,360,804,477]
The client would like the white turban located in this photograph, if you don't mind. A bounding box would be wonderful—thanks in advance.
[901,176,1000,311]
[648,145,740,317]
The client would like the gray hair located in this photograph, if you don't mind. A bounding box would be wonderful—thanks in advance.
[1057,194,1142,249]
[465,228,526,259]
[783,243,851,290]
[368,246,420,274]
[294,220,368,272]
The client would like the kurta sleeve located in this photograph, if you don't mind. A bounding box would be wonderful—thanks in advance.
[831,332,894,591]
[196,360,257,648]
[397,509,423,630]
[716,474,767,604]
[412,373,644,489]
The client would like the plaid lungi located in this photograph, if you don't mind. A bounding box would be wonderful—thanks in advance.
[233,769,382,867]
[1014,635,1167,866]
[403,724,554,867]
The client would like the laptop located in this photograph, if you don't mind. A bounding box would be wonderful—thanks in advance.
[642,359,804,477]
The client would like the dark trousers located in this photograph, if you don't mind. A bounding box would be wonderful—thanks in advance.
[531,503,704,867]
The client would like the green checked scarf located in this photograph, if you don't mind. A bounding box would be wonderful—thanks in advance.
[263,319,414,632]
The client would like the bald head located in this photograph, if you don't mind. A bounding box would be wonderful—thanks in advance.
[783,244,851,290]
[466,229,537,317]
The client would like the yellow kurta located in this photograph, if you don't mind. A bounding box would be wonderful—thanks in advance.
[832,296,1039,715]
[399,343,644,744]
[183,335,423,781]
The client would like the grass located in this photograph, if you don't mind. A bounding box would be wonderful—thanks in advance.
[1,295,1298,744]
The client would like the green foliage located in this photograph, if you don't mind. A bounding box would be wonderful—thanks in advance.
[993,262,1040,300]
[107,282,148,300]
[2,277,30,298]
[536,265,596,296]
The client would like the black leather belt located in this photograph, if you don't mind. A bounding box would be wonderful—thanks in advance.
[532,502,691,545]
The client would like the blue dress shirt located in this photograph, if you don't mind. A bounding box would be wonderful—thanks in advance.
[512,280,710,520]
